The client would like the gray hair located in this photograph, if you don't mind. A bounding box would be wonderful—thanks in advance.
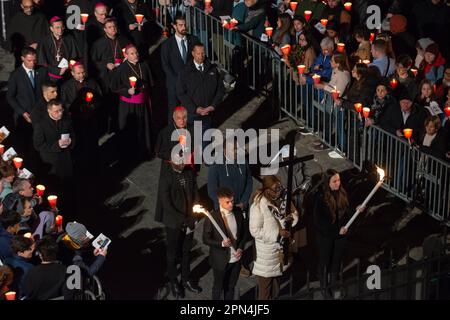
[320,37,335,51]
[12,178,30,193]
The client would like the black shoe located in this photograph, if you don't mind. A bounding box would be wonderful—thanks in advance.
[169,281,185,299]
[182,280,203,294]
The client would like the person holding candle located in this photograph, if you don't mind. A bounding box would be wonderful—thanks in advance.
[85,2,109,47]
[390,55,417,101]
[37,16,80,83]
[351,25,371,62]
[322,0,351,40]
[203,187,248,300]
[113,0,154,59]
[293,0,325,24]
[161,14,200,121]
[417,116,448,160]
[110,44,154,160]
[33,99,76,179]
[159,157,202,298]
[366,81,398,129]
[287,31,316,78]
[290,15,306,45]
[272,13,292,57]
[418,43,446,85]
[233,0,267,41]
[298,37,334,86]
[0,164,16,201]
[249,175,299,300]
[313,169,352,298]
[415,79,443,120]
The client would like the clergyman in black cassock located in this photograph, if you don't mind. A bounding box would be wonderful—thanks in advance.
[37,16,80,82]
[110,44,154,159]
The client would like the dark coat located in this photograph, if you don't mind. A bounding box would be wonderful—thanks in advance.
[156,166,199,230]
[203,208,247,271]
[313,191,350,239]
[60,77,103,114]
[161,34,200,92]
[6,11,49,52]
[418,129,448,160]
[33,114,76,178]
[176,60,225,122]
[382,102,428,141]
[7,66,48,120]
[22,263,67,300]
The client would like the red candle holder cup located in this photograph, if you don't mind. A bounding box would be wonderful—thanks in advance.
[410,68,418,77]
[280,44,291,56]
[36,184,45,197]
[403,128,413,139]
[114,58,122,66]
[85,92,93,103]
[69,59,77,69]
[354,103,363,113]
[312,74,321,85]
[129,76,137,88]
[265,27,273,37]
[13,157,23,169]
[444,105,450,117]
[80,13,89,24]
[135,14,144,24]
[222,20,229,29]
[344,2,352,11]
[0,144,4,155]
[5,291,16,301]
[337,43,345,53]
[304,10,312,22]
[162,29,169,37]
[390,78,398,89]
[48,195,58,209]
[332,90,340,101]
[297,64,306,75]
[320,19,328,27]
[55,215,63,227]
[229,18,238,28]
[290,1,298,11]
[370,32,375,42]
[362,107,371,118]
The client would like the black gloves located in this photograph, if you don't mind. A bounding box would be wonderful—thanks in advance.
[184,216,197,230]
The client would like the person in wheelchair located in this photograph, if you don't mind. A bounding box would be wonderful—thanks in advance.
[57,221,107,279]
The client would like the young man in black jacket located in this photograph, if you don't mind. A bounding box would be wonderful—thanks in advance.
[203,187,247,300]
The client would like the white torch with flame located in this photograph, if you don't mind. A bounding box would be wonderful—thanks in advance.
[193,205,237,253]
[344,167,385,230]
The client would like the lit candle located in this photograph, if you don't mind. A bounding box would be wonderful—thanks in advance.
[48,195,58,209]
[312,74,321,84]
[297,64,306,75]
[344,167,385,230]
[344,2,352,11]
[85,92,94,103]
[410,68,418,77]
[403,128,413,139]
[135,14,144,25]
[229,18,238,28]
[114,58,122,66]
[0,144,4,155]
[222,20,229,29]
[24,232,32,239]
[193,205,237,253]
[36,184,45,197]
[370,32,375,42]
[290,1,298,11]
[337,43,345,53]
[362,107,371,118]
[331,87,340,100]
[304,10,312,22]
[362,59,371,65]
[179,134,186,146]
[265,27,273,37]
[320,19,328,27]
[444,105,450,117]
[390,78,398,89]
[13,157,23,170]
[5,291,16,301]
[280,44,291,56]
[204,0,211,9]
[122,47,126,57]
[354,103,363,113]
[69,60,77,69]
[129,76,137,88]
[55,215,63,227]
[80,13,89,24]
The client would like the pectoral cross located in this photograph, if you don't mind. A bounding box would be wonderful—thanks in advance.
[56,53,61,62]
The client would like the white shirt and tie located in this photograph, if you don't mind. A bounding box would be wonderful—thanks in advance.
[23,64,35,88]
[194,61,204,72]
[175,34,188,63]
[220,207,239,264]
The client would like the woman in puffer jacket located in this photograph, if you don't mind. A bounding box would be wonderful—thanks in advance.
[249,175,298,300]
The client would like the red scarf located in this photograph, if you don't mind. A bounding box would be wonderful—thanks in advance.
[423,53,446,75]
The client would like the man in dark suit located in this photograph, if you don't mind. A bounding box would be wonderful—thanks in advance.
[31,81,58,125]
[158,157,202,298]
[7,47,47,126]
[33,99,76,179]
[203,187,247,300]
[161,14,199,121]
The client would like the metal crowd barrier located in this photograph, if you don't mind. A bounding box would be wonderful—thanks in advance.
[150,3,450,223]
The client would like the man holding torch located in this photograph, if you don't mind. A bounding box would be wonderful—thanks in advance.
[202,187,248,300]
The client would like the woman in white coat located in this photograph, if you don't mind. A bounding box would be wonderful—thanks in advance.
[249,175,298,300]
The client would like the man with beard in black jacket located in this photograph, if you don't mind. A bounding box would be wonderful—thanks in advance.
[158,157,202,299]
[176,43,224,147]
